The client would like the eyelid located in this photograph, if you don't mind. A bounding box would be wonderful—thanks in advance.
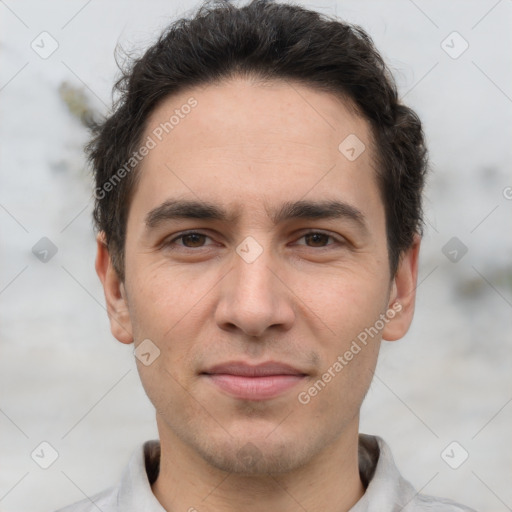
[164,229,345,249]
[165,230,216,247]
[293,229,344,246]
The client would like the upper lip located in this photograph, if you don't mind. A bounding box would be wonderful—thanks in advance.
[201,361,306,377]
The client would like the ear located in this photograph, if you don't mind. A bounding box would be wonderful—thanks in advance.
[95,231,133,344]
[382,234,421,342]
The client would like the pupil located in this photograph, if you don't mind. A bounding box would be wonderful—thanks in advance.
[306,233,327,247]
[184,234,204,247]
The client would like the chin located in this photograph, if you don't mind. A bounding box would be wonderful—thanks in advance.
[188,422,321,475]
[200,439,307,475]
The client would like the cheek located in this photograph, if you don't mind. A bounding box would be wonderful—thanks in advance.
[128,269,203,411]
[127,260,206,335]
[294,267,388,402]
[127,263,219,390]
[298,266,390,339]
[136,357,201,437]
[295,334,379,441]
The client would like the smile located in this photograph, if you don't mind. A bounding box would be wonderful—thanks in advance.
[201,361,307,401]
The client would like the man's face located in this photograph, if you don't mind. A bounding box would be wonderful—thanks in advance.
[99,78,417,474]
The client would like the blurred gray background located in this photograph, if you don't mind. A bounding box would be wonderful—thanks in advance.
[1,1,511,511]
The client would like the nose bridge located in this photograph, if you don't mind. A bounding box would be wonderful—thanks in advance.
[215,235,295,336]
[233,239,275,298]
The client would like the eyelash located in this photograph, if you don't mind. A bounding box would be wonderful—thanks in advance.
[164,230,344,250]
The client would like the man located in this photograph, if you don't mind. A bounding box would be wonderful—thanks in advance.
[57,1,475,511]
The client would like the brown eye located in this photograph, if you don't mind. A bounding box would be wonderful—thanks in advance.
[164,231,213,249]
[295,231,342,249]
[179,233,208,247]
[303,232,332,247]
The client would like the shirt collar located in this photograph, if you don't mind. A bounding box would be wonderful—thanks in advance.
[352,434,419,512]
[116,439,165,511]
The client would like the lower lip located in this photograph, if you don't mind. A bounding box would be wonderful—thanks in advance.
[203,374,305,400]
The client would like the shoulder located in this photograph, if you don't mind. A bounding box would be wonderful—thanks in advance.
[53,440,161,512]
[409,494,478,512]
[53,486,117,512]
[358,435,478,512]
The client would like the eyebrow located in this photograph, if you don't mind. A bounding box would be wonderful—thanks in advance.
[144,198,367,232]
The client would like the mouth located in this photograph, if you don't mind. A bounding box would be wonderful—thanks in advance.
[200,361,308,401]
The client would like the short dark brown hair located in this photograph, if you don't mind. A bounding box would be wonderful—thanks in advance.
[88,0,428,282]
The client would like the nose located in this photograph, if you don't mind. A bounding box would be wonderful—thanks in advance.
[214,244,295,338]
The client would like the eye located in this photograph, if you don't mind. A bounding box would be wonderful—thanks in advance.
[163,230,344,251]
[165,231,213,249]
[295,231,342,248]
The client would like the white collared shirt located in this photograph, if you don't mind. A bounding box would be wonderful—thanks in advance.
[55,434,476,512]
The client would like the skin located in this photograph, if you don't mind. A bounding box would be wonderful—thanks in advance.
[96,77,420,512]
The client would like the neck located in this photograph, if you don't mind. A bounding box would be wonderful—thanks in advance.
[152,418,365,512]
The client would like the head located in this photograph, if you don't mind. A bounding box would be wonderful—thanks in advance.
[94,0,426,475]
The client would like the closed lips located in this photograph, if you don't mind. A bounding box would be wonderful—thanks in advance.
[201,361,308,401]
[201,361,307,377]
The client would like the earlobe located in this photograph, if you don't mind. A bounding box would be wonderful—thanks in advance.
[95,232,134,344]
[382,235,421,342]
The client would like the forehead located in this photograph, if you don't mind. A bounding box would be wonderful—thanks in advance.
[144,77,370,158]
[128,77,380,227]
